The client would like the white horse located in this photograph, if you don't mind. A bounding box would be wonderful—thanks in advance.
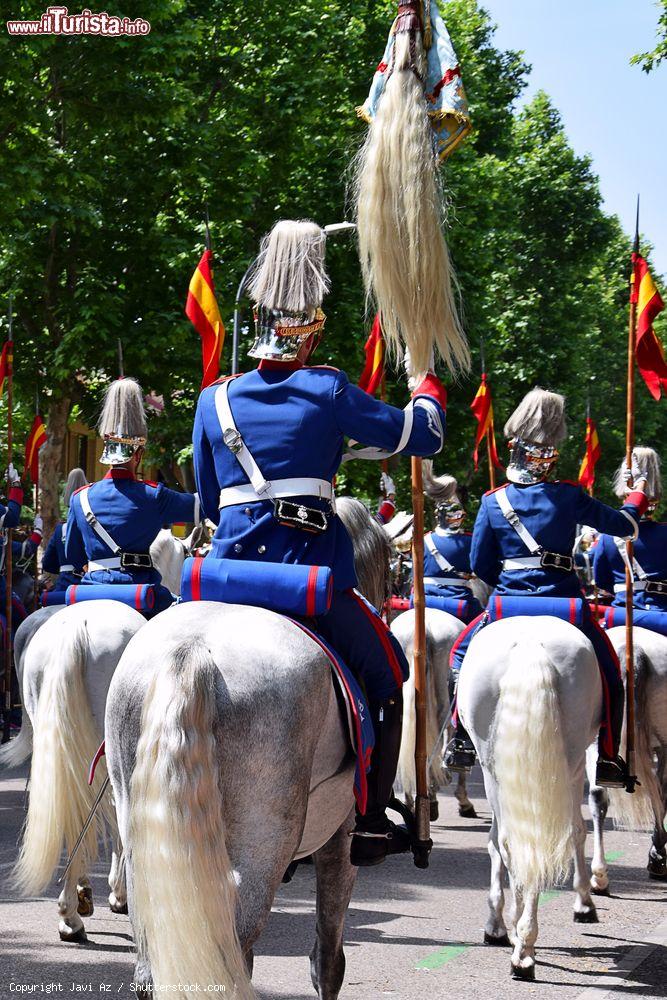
[457,616,602,980]
[587,626,667,892]
[10,601,146,941]
[391,608,477,820]
[149,521,209,595]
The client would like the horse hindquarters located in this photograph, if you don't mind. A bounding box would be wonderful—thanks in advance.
[128,638,253,999]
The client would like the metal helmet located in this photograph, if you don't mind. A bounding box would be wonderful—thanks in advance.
[248,307,326,362]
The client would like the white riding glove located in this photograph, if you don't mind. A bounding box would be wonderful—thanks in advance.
[6,463,20,487]
[380,472,396,497]
[33,515,44,535]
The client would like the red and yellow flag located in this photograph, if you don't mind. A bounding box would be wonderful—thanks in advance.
[631,253,667,400]
[24,415,47,485]
[471,373,502,471]
[0,340,13,397]
[358,314,385,396]
[185,249,225,389]
[578,417,601,492]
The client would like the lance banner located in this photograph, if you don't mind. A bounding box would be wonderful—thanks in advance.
[471,374,502,471]
[185,249,225,389]
[578,417,601,491]
[358,314,385,396]
[631,253,667,400]
[24,415,47,484]
[0,341,13,398]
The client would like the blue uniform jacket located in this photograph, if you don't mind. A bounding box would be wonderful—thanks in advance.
[43,521,84,589]
[66,470,199,587]
[0,489,23,532]
[471,480,648,598]
[593,519,667,611]
[423,529,473,599]
[193,362,445,591]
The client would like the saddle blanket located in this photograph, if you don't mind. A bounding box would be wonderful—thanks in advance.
[487,594,587,626]
[288,617,374,815]
[604,606,667,637]
[414,591,481,623]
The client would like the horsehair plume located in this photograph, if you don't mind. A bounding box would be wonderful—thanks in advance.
[613,446,662,499]
[503,387,567,445]
[336,496,392,611]
[247,219,329,316]
[354,22,470,378]
[97,377,147,438]
[63,467,88,507]
[422,460,458,503]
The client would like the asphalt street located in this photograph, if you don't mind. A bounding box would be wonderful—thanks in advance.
[1,764,666,1000]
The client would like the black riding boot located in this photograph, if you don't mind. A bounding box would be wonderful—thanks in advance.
[595,684,629,789]
[350,693,411,868]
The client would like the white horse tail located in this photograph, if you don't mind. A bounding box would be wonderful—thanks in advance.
[0,710,33,769]
[492,635,573,892]
[129,638,254,998]
[14,622,114,895]
[395,624,443,798]
[609,646,659,831]
[396,662,416,797]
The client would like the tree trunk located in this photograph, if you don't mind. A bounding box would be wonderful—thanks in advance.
[39,396,71,550]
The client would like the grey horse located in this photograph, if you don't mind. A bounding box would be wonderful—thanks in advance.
[105,498,400,997]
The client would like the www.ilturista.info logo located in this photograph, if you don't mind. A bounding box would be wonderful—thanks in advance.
[7,6,150,35]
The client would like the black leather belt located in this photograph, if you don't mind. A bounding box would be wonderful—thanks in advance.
[120,552,154,570]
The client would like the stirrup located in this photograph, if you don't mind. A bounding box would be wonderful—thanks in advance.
[444,738,476,774]
[595,755,631,790]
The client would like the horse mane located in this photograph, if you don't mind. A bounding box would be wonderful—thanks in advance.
[336,496,392,612]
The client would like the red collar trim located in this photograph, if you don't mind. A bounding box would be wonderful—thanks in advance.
[258,359,303,372]
[104,469,136,480]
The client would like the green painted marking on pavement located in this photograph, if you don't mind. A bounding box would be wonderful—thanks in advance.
[605,850,623,862]
[539,890,561,904]
[415,945,468,970]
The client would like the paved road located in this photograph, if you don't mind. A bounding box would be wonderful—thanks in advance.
[1,763,666,999]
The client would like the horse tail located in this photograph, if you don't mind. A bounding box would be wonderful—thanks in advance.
[0,710,33,769]
[609,646,660,831]
[396,661,416,797]
[129,638,253,998]
[492,634,573,892]
[14,622,114,895]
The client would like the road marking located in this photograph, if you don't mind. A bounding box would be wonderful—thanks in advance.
[415,945,468,970]
[604,850,623,862]
[572,916,667,999]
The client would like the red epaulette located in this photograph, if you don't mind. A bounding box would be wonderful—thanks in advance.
[211,373,243,386]
[556,480,580,487]
[143,480,159,488]
[72,484,90,497]
[483,483,508,497]
[463,530,473,536]
[309,364,340,372]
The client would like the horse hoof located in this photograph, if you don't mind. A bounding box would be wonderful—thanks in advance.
[77,887,94,917]
[647,858,667,880]
[591,884,611,897]
[459,804,477,819]
[511,962,535,981]
[59,927,88,944]
[574,909,598,924]
[429,800,439,822]
[109,899,128,915]
[484,931,510,947]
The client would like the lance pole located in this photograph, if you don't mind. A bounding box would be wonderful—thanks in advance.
[480,338,495,491]
[2,297,15,743]
[117,339,124,379]
[624,197,640,792]
[586,391,593,497]
[410,452,430,858]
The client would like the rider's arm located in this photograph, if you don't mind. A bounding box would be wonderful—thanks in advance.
[470,496,503,587]
[333,371,446,457]
[193,397,221,526]
[42,529,61,575]
[574,487,648,541]
[152,483,201,527]
[64,501,88,570]
[592,535,619,597]
[0,484,24,530]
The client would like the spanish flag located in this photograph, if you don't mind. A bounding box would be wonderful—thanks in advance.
[578,417,601,492]
[185,249,225,389]
[0,340,13,398]
[24,415,47,485]
[471,373,502,471]
[631,253,667,400]
[358,314,385,396]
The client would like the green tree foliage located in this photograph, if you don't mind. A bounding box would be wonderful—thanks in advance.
[632,0,667,72]
[0,0,664,533]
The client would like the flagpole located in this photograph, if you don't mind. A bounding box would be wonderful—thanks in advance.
[2,297,14,744]
[33,390,40,602]
[410,452,430,862]
[624,197,640,792]
[586,393,593,497]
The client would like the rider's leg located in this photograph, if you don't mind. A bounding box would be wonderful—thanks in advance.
[443,613,486,772]
[581,613,628,788]
[313,589,410,867]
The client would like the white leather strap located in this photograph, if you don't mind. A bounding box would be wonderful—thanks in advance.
[61,523,67,544]
[215,381,273,500]
[343,401,416,463]
[614,580,649,593]
[425,534,456,573]
[78,487,122,555]
[503,556,543,570]
[613,536,647,580]
[424,575,472,588]
[219,478,334,509]
[88,556,122,571]
[495,488,542,555]
[60,564,75,572]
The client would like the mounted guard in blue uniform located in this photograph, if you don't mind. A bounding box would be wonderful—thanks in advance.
[594,446,667,625]
[65,378,200,615]
[444,388,649,790]
[192,219,448,866]
[42,467,88,592]
[420,461,483,624]
[0,462,42,624]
